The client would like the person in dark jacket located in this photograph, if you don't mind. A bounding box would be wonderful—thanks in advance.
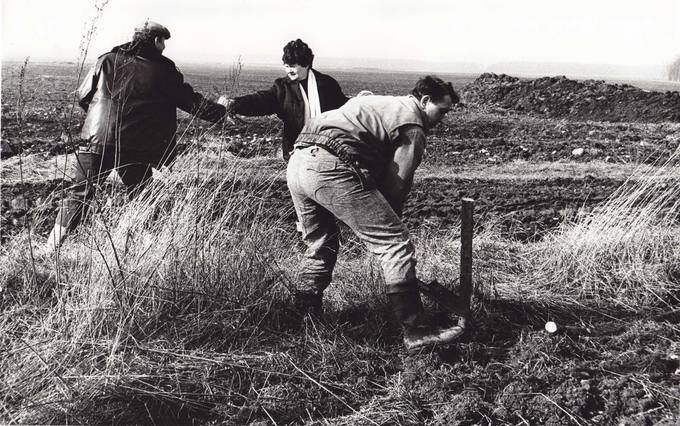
[45,20,227,252]
[222,39,350,161]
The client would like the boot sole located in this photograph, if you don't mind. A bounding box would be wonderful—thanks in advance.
[404,324,465,352]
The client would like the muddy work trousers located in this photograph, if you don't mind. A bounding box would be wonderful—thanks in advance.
[55,148,153,230]
[286,145,419,295]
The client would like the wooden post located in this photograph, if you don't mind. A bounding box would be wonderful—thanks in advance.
[460,198,474,314]
[415,198,475,322]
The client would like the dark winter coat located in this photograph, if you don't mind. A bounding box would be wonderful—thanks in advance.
[229,69,348,160]
[78,42,226,166]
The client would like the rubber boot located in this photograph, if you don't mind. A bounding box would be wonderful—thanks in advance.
[293,290,323,319]
[388,291,464,351]
[388,291,425,328]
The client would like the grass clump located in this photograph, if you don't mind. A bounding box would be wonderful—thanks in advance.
[523,151,680,311]
[0,151,302,423]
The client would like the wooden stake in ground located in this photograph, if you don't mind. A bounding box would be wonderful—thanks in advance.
[416,198,474,321]
[459,198,474,315]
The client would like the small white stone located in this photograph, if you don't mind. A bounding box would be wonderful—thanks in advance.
[572,148,585,157]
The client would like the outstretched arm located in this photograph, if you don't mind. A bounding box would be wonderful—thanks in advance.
[172,68,226,123]
[379,125,426,217]
[229,84,281,116]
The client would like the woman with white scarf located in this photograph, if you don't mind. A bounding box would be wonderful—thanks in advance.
[220,39,351,161]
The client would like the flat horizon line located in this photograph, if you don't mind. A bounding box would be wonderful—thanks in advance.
[2,57,677,85]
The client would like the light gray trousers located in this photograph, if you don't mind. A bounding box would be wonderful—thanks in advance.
[286,145,418,295]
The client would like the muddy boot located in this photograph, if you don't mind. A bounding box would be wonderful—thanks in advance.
[388,291,464,351]
[293,290,323,320]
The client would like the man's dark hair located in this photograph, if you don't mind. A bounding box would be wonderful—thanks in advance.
[132,31,157,45]
[132,21,170,45]
[412,75,460,104]
[282,39,314,67]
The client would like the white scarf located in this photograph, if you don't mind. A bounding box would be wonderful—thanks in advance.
[299,69,321,122]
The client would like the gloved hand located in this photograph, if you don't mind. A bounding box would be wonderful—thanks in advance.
[356,90,374,97]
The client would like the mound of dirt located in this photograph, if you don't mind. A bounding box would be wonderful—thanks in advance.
[462,73,680,123]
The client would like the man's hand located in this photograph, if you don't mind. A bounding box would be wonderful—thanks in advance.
[217,95,233,108]
[216,96,245,125]
[379,125,426,216]
[356,90,374,97]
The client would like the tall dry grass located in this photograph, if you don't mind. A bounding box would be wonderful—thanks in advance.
[495,149,680,312]
[4,142,680,422]
[3,139,449,423]
[0,148,300,422]
[4,131,680,423]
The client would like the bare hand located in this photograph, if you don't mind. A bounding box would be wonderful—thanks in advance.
[217,95,232,108]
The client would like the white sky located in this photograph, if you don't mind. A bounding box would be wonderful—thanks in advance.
[2,0,680,71]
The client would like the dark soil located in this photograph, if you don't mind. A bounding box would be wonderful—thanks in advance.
[427,111,679,166]
[405,176,621,241]
[399,301,680,425]
[1,174,623,244]
[462,73,680,123]
[1,180,64,243]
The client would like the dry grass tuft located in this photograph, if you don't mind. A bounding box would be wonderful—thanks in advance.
[0,149,300,423]
[522,149,680,310]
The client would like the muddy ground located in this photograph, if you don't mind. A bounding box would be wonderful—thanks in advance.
[1,107,671,244]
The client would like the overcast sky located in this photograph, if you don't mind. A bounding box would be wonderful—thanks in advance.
[2,0,680,77]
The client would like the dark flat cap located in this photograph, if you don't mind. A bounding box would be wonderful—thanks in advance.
[134,20,171,39]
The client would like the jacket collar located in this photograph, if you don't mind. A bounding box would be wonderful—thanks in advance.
[111,41,164,61]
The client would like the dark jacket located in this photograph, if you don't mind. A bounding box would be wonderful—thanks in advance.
[79,42,226,166]
[229,69,348,160]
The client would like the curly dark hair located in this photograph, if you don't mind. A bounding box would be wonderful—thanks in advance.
[411,75,460,104]
[282,39,314,67]
[132,21,170,45]
[132,31,157,45]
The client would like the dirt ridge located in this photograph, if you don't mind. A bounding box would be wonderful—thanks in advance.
[462,73,680,123]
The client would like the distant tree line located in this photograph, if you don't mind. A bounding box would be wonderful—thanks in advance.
[668,57,680,81]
